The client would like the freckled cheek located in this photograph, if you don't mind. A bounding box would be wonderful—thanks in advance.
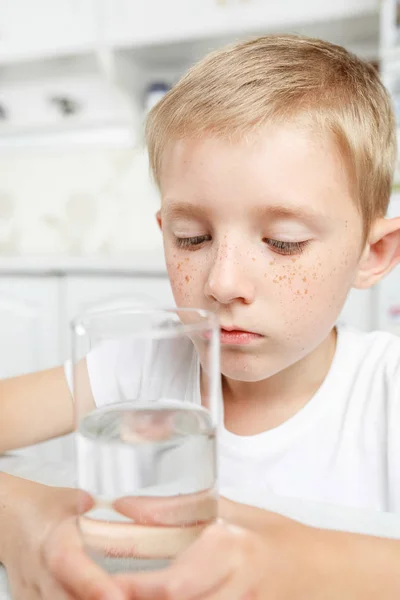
[264,257,351,315]
[263,259,318,301]
[166,255,207,305]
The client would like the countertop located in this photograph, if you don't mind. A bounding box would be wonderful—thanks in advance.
[0,252,168,276]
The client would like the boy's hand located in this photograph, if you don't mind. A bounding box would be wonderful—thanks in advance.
[111,498,400,600]
[44,513,126,600]
[46,494,400,600]
[113,498,321,600]
[1,477,125,600]
[48,493,315,599]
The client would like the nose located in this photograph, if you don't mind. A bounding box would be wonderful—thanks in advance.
[204,243,256,305]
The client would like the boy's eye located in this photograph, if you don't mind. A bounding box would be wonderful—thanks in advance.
[175,235,211,249]
[264,238,310,255]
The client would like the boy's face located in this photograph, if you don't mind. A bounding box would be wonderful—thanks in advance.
[158,124,364,382]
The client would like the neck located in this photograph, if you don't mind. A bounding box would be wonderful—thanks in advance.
[222,328,337,435]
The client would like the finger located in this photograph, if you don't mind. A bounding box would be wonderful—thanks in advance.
[52,487,95,517]
[5,569,42,600]
[219,497,289,532]
[116,566,228,600]
[196,582,251,600]
[41,570,79,600]
[81,515,208,559]
[75,489,96,515]
[115,523,237,599]
[11,585,40,600]
[42,581,76,600]
[113,490,217,526]
[44,517,126,600]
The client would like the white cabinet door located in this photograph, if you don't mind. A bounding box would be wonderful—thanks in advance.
[61,274,175,360]
[0,276,61,378]
[0,0,97,63]
[105,0,378,48]
[380,0,399,53]
[104,0,219,46]
[0,276,69,462]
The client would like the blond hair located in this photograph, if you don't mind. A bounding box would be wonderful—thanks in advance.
[146,34,397,234]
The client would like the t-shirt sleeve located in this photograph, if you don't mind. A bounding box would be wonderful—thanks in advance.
[63,358,73,397]
[86,340,125,407]
[63,336,197,409]
[63,338,146,408]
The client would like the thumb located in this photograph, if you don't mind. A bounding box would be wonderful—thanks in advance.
[219,497,291,532]
[42,486,94,520]
[44,516,126,600]
[113,490,216,526]
[67,488,94,515]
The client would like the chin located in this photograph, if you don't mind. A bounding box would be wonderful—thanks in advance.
[222,370,267,383]
[220,355,278,383]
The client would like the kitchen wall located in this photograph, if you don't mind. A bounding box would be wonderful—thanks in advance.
[0,144,163,257]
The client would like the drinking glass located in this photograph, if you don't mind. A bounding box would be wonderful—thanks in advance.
[71,307,220,573]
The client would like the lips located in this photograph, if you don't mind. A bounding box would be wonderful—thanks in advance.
[219,326,263,346]
[220,326,258,335]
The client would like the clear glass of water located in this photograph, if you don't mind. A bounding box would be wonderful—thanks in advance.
[71,307,220,573]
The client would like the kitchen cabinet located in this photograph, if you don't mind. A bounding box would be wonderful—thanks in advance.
[0,276,65,462]
[105,0,379,49]
[0,0,97,64]
[380,0,400,53]
[0,0,380,66]
[0,277,61,378]
[380,1,400,117]
[0,0,381,93]
[0,0,381,136]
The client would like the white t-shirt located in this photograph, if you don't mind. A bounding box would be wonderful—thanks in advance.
[68,325,400,515]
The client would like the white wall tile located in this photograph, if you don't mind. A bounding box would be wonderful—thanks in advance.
[0,145,163,256]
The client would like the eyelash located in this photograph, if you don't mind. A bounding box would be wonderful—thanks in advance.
[174,236,309,256]
[263,239,310,256]
[175,235,211,249]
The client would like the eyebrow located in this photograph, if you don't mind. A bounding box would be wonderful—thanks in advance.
[162,202,209,221]
[254,204,328,226]
[162,200,328,226]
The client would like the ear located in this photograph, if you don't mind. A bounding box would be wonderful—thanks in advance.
[353,216,400,289]
[155,210,162,231]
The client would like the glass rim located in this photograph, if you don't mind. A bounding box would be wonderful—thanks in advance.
[71,306,220,339]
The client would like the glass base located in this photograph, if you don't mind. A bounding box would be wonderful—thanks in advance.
[87,548,171,574]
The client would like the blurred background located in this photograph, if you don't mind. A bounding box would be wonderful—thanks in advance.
[0,1,399,456]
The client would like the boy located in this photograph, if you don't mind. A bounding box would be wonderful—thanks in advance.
[1,34,400,599]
